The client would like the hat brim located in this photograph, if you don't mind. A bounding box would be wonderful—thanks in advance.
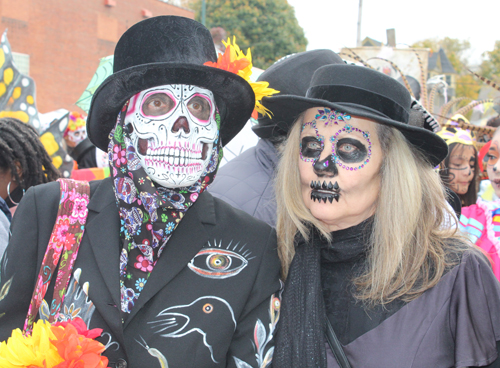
[87,62,255,151]
[264,94,448,167]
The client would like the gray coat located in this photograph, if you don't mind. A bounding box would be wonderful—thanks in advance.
[210,139,278,227]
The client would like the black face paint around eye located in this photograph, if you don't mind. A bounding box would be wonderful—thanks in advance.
[330,124,372,171]
[336,137,368,163]
[300,136,323,160]
[310,180,340,203]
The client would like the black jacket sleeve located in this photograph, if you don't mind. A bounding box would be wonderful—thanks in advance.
[0,182,60,340]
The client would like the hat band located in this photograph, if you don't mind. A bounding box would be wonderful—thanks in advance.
[307,85,409,123]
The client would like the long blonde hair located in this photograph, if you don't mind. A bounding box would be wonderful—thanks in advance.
[275,117,471,305]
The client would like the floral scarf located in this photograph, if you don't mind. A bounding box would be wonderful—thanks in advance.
[108,105,222,318]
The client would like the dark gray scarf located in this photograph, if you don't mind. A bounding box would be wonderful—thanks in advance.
[273,227,328,368]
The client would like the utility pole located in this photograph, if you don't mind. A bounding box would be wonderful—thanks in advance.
[201,0,207,26]
[356,0,363,47]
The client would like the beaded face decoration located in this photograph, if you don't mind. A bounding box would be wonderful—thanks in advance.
[300,108,372,171]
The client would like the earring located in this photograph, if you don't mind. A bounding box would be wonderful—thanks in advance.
[7,181,25,206]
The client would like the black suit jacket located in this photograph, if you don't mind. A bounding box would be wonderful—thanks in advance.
[0,178,281,368]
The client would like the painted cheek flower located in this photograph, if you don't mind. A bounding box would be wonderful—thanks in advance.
[135,255,153,273]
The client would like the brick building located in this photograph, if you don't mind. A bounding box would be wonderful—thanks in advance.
[0,0,193,113]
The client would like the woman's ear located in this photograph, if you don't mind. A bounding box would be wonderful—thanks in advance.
[14,161,23,183]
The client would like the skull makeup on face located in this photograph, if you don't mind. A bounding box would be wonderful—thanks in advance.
[64,112,88,148]
[124,84,219,188]
[298,107,383,231]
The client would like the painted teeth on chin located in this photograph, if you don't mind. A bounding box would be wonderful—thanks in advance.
[310,180,338,191]
[310,191,340,203]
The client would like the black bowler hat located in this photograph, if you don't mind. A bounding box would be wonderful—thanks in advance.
[252,49,344,139]
[263,64,448,166]
[87,16,255,151]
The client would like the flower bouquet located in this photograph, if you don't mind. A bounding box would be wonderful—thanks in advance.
[0,318,109,368]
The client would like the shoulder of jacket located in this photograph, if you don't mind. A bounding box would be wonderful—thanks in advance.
[211,195,274,234]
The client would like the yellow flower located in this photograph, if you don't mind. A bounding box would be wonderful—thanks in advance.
[205,37,280,120]
[249,80,280,118]
[0,320,63,368]
[222,37,253,81]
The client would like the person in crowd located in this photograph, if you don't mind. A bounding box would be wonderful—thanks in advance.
[265,64,500,368]
[0,16,281,368]
[460,127,500,281]
[209,49,343,227]
[64,111,99,169]
[0,117,60,257]
[0,117,60,215]
[437,125,479,207]
[0,197,10,258]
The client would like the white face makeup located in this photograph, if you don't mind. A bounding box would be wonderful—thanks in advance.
[298,107,383,231]
[66,126,87,148]
[124,84,218,188]
[486,136,500,197]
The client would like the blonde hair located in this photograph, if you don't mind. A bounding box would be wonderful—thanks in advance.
[276,118,471,305]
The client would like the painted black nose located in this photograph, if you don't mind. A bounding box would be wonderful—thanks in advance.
[172,116,190,133]
[313,155,338,177]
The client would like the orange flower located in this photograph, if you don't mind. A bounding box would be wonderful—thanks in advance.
[53,318,102,340]
[204,45,251,76]
[50,322,108,368]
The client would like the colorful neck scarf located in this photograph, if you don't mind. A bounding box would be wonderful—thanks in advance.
[108,105,222,318]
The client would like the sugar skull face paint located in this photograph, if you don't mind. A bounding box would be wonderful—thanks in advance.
[298,107,383,231]
[64,113,87,148]
[124,84,219,188]
[487,136,500,197]
[446,144,476,196]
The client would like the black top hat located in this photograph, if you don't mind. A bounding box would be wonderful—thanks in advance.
[252,49,344,139]
[87,16,255,151]
[263,64,448,166]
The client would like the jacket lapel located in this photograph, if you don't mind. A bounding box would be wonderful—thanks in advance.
[81,178,123,340]
[123,191,216,329]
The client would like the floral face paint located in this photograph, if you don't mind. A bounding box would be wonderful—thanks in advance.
[487,137,500,197]
[447,144,476,196]
[124,84,219,188]
[64,112,87,148]
[298,107,383,231]
[299,108,371,171]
